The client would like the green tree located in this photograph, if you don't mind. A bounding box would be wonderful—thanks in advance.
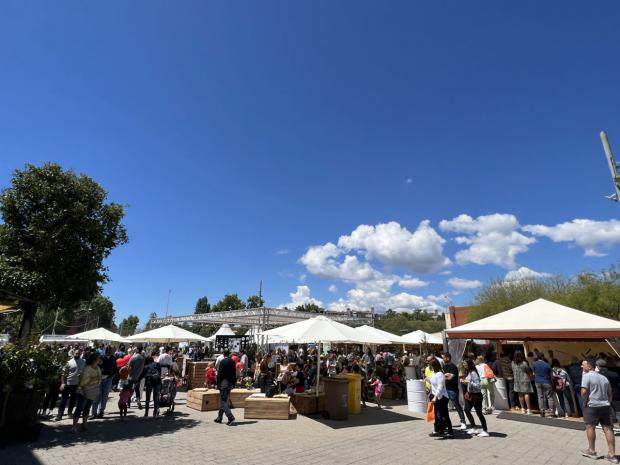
[146,311,158,329]
[73,294,116,330]
[375,310,446,335]
[194,296,211,314]
[246,295,265,309]
[0,163,128,337]
[295,303,322,313]
[119,315,139,336]
[212,294,245,312]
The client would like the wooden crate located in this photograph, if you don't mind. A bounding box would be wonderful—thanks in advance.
[185,362,210,390]
[382,385,396,400]
[291,393,325,415]
[229,389,260,409]
[244,395,297,420]
[186,389,220,412]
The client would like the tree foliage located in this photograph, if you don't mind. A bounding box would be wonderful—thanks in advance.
[295,303,322,313]
[194,296,211,314]
[246,295,265,308]
[375,309,446,335]
[0,163,128,336]
[146,311,158,329]
[471,264,620,321]
[212,294,245,312]
[119,315,139,336]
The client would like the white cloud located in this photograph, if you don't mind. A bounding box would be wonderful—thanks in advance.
[299,242,377,282]
[328,284,338,293]
[275,248,289,255]
[523,219,620,257]
[405,178,413,184]
[440,213,535,268]
[439,270,452,276]
[337,221,451,274]
[279,285,323,309]
[327,284,442,313]
[447,277,483,290]
[299,274,307,282]
[398,275,429,289]
[504,266,552,282]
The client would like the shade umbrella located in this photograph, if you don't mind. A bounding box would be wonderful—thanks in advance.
[68,327,129,343]
[126,324,209,343]
[400,329,443,345]
[260,315,385,395]
[354,325,404,344]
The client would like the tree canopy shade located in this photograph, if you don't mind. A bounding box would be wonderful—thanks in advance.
[119,315,139,336]
[375,310,446,335]
[294,303,322,313]
[211,294,245,312]
[194,296,211,314]
[0,163,128,337]
[246,295,265,309]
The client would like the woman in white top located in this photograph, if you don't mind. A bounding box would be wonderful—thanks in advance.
[429,358,454,438]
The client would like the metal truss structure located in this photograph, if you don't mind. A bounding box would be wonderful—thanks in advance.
[149,307,374,330]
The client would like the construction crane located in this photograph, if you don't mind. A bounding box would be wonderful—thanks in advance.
[601,131,620,202]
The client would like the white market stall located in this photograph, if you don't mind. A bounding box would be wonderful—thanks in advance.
[127,324,210,343]
[68,327,129,343]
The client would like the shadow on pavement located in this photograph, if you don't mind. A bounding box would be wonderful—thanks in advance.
[310,406,420,429]
[32,411,200,450]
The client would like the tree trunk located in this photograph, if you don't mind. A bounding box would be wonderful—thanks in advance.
[18,301,37,338]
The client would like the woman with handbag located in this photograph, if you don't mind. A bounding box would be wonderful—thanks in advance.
[475,356,496,414]
[511,351,533,415]
[72,352,102,433]
[461,359,489,437]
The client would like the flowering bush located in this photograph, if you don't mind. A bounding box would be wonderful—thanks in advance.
[0,339,66,392]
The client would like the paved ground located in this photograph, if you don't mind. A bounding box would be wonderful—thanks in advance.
[3,391,616,465]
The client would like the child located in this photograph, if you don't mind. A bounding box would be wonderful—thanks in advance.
[370,376,383,409]
[118,384,132,419]
[204,362,216,389]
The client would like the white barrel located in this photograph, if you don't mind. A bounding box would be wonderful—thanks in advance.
[405,366,417,380]
[493,377,509,410]
[407,379,427,413]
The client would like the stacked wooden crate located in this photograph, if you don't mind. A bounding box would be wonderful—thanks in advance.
[186,388,219,411]
[229,388,260,408]
[185,361,210,390]
[244,394,297,420]
[291,393,325,415]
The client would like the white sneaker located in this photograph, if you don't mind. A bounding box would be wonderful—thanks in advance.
[466,428,480,435]
[460,423,468,430]
[477,430,490,437]
[526,409,531,415]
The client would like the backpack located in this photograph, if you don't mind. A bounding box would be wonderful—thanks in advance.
[145,363,161,385]
[553,372,565,391]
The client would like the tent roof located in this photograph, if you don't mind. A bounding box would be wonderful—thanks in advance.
[69,327,129,343]
[400,329,443,345]
[446,298,620,339]
[260,315,385,344]
[213,324,236,336]
[126,324,209,343]
[354,325,404,344]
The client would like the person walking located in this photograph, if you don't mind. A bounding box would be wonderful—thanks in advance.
[533,354,556,417]
[461,359,489,437]
[143,354,162,417]
[581,359,618,463]
[54,348,85,421]
[128,346,145,409]
[429,358,454,438]
[512,351,533,414]
[90,346,116,419]
[72,352,102,433]
[442,353,467,430]
[475,356,495,414]
[214,349,236,425]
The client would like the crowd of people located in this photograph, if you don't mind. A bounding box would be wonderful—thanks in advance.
[39,343,181,433]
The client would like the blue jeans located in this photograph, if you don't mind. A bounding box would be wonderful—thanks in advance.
[447,389,465,423]
[535,383,555,415]
[574,385,584,414]
[91,377,113,416]
[145,383,161,416]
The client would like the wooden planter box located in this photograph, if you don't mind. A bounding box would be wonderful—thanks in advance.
[229,388,260,409]
[291,393,325,415]
[186,389,219,412]
[244,395,297,420]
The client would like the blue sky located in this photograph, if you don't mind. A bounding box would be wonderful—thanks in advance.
[2,1,620,324]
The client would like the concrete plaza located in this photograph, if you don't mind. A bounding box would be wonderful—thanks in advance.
[2,392,613,465]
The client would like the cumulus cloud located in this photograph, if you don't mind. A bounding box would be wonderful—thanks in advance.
[504,266,552,282]
[299,242,377,281]
[523,219,620,257]
[398,275,429,289]
[447,277,483,290]
[328,284,338,293]
[279,285,323,309]
[440,213,535,268]
[337,221,451,274]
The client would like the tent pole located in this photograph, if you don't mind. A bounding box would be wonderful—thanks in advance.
[316,341,320,397]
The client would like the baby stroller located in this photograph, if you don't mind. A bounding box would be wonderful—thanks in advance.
[159,369,177,415]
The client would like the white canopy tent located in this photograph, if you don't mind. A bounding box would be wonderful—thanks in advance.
[206,323,236,343]
[400,329,443,345]
[260,315,385,394]
[68,327,129,343]
[353,325,404,344]
[126,324,209,343]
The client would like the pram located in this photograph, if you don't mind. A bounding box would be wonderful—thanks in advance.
[158,368,177,415]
